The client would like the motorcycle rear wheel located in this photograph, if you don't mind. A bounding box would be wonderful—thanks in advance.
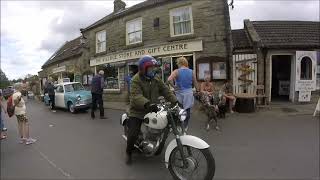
[168,146,215,180]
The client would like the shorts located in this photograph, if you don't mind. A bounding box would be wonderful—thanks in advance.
[16,114,28,123]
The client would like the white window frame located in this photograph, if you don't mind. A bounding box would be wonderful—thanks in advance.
[96,30,106,53]
[169,6,194,37]
[126,17,142,45]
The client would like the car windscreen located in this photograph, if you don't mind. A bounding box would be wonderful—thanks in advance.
[64,83,85,92]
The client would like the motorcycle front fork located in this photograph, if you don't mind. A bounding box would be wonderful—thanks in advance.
[168,113,191,168]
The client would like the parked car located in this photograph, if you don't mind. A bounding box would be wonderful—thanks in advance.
[44,82,92,113]
[27,91,34,99]
[3,86,14,99]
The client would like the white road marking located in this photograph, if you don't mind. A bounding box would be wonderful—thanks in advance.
[33,145,74,179]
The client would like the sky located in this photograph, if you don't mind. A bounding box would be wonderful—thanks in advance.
[1,0,319,80]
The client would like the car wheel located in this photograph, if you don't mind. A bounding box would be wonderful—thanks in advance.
[68,102,76,114]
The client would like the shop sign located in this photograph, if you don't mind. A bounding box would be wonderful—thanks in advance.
[298,91,311,102]
[52,66,66,74]
[295,51,317,91]
[90,40,203,66]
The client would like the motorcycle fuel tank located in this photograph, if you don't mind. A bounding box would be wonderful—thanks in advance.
[143,111,168,130]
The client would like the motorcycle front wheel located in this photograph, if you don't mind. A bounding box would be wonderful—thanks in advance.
[168,146,215,180]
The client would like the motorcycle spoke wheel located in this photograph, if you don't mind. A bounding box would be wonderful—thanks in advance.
[169,146,214,180]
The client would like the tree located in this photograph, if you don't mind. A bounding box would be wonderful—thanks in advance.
[0,69,10,89]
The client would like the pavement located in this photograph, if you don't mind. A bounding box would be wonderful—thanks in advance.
[1,99,319,180]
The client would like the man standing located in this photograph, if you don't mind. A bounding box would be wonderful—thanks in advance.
[45,81,56,112]
[91,70,106,119]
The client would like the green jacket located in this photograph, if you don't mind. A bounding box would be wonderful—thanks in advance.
[129,74,177,119]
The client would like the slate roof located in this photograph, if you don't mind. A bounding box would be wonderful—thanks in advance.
[232,29,252,49]
[82,0,171,32]
[252,21,320,48]
[42,37,83,68]
[233,20,320,50]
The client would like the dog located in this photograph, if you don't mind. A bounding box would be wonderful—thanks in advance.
[195,92,226,131]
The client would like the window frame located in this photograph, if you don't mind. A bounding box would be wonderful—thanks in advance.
[95,30,106,53]
[169,5,194,37]
[300,56,313,80]
[196,57,227,81]
[126,17,143,45]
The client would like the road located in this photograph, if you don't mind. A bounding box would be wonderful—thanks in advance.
[1,99,319,179]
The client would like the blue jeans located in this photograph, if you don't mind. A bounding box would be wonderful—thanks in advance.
[0,111,4,130]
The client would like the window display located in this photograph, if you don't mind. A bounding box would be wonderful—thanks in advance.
[212,62,226,79]
[198,63,210,80]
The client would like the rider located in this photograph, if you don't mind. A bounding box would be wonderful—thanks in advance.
[126,55,178,165]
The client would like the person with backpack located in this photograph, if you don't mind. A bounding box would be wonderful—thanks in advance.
[8,85,36,145]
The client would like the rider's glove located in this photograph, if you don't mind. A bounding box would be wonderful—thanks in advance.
[174,101,183,108]
[145,103,159,113]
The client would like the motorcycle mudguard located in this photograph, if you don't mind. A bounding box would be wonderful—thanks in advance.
[164,135,210,168]
[120,113,128,126]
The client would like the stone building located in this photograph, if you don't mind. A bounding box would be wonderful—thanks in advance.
[232,20,320,103]
[80,0,232,101]
[39,37,94,90]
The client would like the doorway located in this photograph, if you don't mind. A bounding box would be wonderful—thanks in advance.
[271,55,291,101]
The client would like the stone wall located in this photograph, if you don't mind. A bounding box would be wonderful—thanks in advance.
[82,0,231,64]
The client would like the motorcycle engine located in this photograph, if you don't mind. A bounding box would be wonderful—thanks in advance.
[139,124,163,154]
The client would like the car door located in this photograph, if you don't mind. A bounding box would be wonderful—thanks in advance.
[55,85,65,108]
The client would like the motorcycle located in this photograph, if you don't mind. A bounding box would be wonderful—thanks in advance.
[120,97,215,180]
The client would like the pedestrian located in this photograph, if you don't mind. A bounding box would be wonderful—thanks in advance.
[222,79,236,113]
[91,70,107,119]
[0,90,8,140]
[12,85,37,145]
[44,81,56,112]
[167,56,198,130]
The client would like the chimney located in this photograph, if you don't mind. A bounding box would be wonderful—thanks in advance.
[114,0,126,13]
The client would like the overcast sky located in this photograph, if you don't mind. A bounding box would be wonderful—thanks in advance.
[1,0,319,80]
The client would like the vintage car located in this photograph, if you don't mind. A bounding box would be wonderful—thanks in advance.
[44,82,92,113]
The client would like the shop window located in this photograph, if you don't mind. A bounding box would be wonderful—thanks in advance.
[170,6,193,37]
[96,30,106,53]
[82,73,94,86]
[98,65,120,90]
[157,55,194,82]
[126,17,142,45]
[300,56,312,80]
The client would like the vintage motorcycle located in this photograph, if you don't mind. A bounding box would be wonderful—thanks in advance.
[120,97,215,180]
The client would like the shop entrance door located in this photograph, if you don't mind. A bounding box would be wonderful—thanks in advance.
[271,55,292,101]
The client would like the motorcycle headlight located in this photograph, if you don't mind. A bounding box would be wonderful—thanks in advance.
[179,109,187,122]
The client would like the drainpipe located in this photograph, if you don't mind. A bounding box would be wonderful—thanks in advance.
[223,0,233,80]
